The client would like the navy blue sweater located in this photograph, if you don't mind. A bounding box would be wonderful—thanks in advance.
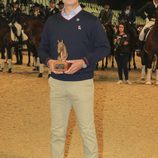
[38,10,110,81]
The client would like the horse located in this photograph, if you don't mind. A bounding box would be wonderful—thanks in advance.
[0,16,12,72]
[123,21,139,70]
[104,24,115,69]
[0,11,31,71]
[19,14,45,77]
[96,23,115,70]
[142,15,158,85]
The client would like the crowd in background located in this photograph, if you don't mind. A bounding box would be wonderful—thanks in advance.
[0,0,158,84]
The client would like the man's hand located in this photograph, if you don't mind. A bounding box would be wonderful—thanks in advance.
[64,59,86,75]
[48,59,64,74]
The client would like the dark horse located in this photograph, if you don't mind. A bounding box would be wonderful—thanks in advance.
[0,16,13,72]
[96,23,115,70]
[18,14,45,77]
[142,15,158,85]
[123,21,139,70]
[0,14,31,72]
[104,24,115,69]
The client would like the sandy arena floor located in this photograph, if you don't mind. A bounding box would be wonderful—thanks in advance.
[0,55,158,158]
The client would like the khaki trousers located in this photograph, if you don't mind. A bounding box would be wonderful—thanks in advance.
[48,77,99,158]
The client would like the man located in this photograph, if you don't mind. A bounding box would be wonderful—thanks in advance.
[30,3,45,20]
[57,0,64,13]
[39,0,110,157]
[137,0,158,42]
[45,0,59,19]
[98,2,113,26]
[118,2,136,24]
[9,1,23,65]
[0,0,5,17]
[10,1,22,23]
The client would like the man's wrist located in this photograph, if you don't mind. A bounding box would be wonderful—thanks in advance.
[82,59,87,69]
[82,57,89,68]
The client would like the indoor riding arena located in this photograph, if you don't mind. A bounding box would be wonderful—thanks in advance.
[0,0,158,158]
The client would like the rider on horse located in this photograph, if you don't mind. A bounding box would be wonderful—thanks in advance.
[30,3,45,21]
[10,1,22,23]
[0,0,5,17]
[45,0,59,19]
[98,1,113,27]
[118,2,136,25]
[137,0,158,50]
[98,2,114,69]
[118,2,137,40]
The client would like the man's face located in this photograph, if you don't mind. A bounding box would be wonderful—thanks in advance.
[126,5,131,10]
[50,2,55,8]
[104,5,110,11]
[63,0,78,6]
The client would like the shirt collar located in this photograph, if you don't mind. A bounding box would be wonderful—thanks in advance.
[153,0,158,8]
[61,5,82,20]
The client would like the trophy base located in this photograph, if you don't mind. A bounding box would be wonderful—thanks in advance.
[54,61,71,72]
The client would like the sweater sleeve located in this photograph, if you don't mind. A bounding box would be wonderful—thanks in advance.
[85,19,111,66]
[38,19,51,65]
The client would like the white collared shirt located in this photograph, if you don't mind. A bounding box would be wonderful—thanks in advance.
[61,5,82,20]
[153,0,158,8]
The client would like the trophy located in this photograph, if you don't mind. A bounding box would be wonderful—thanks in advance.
[54,40,71,72]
